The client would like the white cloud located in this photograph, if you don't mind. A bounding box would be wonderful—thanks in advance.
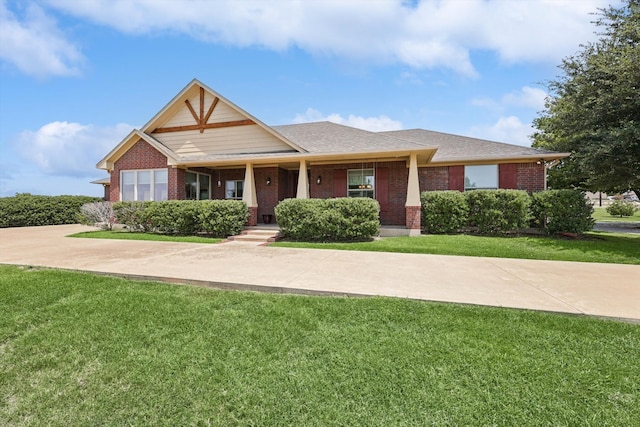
[470,116,533,147]
[42,0,608,77]
[502,86,547,110]
[472,86,548,112]
[293,108,403,132]
[14,121,132,177]
[0,1,83,77]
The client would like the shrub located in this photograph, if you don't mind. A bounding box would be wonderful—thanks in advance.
[112,201,153,232]
[0,193,100,228]
[79,201,115,230]
[275,198,379,241]
[112,200,249,237]
[606,200,636,217]
[198,200,249,237]
[465,190,531,235]
[530,190,594,234]
[144,201,201,235]
[421,191,468,234]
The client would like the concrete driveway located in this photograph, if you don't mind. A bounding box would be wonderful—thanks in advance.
[1,224,639,322]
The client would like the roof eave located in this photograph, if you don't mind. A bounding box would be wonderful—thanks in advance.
[427,152,571,167]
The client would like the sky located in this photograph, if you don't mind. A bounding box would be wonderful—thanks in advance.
[0,0,619,197]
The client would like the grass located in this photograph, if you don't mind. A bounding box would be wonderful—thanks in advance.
[274,232,640,265]
[69,229,223,244]
[593,206,640,222]
[1,265,638,426]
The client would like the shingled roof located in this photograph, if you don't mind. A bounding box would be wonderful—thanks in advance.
[380,129,562,164]
[273,121,430,153]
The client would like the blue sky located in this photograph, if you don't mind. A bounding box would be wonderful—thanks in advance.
[0,0,617,197]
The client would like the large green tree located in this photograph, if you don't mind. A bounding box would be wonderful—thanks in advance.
[532,0,640,198]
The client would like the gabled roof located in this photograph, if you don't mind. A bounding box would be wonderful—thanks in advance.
[141,78,304,153]
[380,129,568,164]
[96,129,180,170]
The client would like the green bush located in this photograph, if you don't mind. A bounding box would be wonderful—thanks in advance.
[113,200,249,237]
[275,198,379,241]
[606,200,636,217]
[198,200,249,237]
[421,191,468,234]
[530,190,594,234]
[0,193,100,228]
[112,201,153,232]
[465,190,531,235]
[145,201,201,235]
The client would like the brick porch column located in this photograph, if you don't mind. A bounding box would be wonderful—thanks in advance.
[405,153,421,236]
[243,163,258,226]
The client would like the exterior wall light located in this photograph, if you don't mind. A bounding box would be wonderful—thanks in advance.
[266,177,271,186]
[316,176,322,185]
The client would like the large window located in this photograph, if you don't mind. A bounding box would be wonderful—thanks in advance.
[348,169,375,198]
[225,180,244,200]
[464,165,498,190]
[121,169,168,201]
[186,171,211,200]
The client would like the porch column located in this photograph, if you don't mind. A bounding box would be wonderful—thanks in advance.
[405,153,421,236]
[243,163,258,226]
[296,159,309,199]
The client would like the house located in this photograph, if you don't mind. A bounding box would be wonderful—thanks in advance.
[96,79,568,235]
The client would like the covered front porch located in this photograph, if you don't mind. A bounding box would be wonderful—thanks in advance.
[179,151,429,235]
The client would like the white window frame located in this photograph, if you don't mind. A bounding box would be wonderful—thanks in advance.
[225,180,244,200]
[347,168,375,199]
[186,170,211,200]
[464,164,498,191]
[120,169,168,201]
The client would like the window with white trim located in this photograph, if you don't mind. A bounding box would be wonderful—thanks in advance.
[186,171,211,200]
[121,169,168,201]
[225,180,244,200]
[464,165,498,190]
[348,169,375,198]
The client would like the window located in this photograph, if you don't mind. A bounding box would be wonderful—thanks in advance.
[226,180,244,200]
[348,169,374,198]
[186,171,211,200]
[121,169,168,201]
[464,165,498,190]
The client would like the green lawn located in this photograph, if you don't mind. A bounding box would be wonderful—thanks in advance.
[593,206,640,222]
[1,265,638,426]
[69,229,223,244]
[274,232,640,265]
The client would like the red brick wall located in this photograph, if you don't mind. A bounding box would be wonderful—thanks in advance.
[517,162,545,193]
[254,166,280,221]
[110,139,169,201]
[309,161,407,226]
[419,166,449,191]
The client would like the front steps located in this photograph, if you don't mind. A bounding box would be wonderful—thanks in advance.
[227,226,280,244]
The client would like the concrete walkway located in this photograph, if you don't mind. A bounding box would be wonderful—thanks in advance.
[1,225,639,322]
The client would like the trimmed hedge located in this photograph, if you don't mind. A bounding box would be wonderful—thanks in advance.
[465,190,531,235]
[421,191,468,234]
[275,198,380,241]
[112,200,249,237]
[531,190,594,234]
[0,193,101,228]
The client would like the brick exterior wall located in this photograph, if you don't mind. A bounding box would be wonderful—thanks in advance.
[419,166,449,191]
[516,162,545,193]
[110,139,169,201]
[309,161,408,226]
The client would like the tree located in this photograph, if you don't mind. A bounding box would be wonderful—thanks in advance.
[532,0,640,199]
